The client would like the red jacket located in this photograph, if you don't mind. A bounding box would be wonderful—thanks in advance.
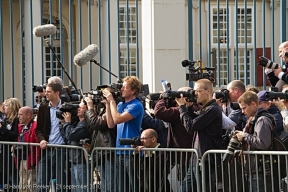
[14,120,40,170]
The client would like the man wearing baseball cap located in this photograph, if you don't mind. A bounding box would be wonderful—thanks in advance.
[257,90,284,134]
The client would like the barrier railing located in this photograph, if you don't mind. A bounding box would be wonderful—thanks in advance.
[1,142,288,192]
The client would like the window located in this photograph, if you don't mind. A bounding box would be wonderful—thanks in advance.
[119,6,137,44]
[119,5,138,79]
[45,47,61,82]
[212,8,229,44]
[211,6,253,86]
[237,8,252,44]
[42,18,64,82]
[234,49,250,84]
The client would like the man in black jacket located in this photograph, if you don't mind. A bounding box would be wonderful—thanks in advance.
[35,80,67,192]
[60,100,91,191]
[84,96,116,192]
[175,79,222,192]
[257,90,284,134]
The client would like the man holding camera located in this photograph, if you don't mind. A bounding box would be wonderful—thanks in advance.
[257,90,284,134]
[154,87,198,184]
[235,91,276,191]
[35,78,67,192]
[226,80,247,131]
[103,76,143,192]
[272,85,288,133]
[60,100,91,191]
[84,96,117,192]
[175,79,222,192]
[134,129,170,192]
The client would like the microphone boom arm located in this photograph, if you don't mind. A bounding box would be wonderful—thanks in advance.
[90,59,122,83]
[43,36,82,96]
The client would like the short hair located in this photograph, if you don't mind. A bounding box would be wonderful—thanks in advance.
[195,79,213,94]
[48,76,64,89]
[123,76,142,96]
[144,129,158,140]
[4,98,21,123]
[246,85,260,94]
[46,83,62,93]
[237,91,258,106]
[21,106,33,116]
[228,80,246,93]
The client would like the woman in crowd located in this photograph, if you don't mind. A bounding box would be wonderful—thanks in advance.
[0,98,21,191]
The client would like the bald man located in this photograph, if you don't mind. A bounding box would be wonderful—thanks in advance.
[16,106,39,192]
[265,41,288,91]
[135,129,171,191]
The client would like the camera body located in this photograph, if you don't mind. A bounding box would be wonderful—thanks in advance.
[79,138,91,145]
[215,89,229,103]
[161,89,197,103]
[32,84,46,93]
[222,130,241,163]
[118,137,142,147]
[230,102,240,110]
[56,102,80,120]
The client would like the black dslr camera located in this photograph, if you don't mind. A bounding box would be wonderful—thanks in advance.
[182,60,215,82]
[215,89,229,103]
[118,137,142,147]
[258,53,288,71]
[222,130,241,163]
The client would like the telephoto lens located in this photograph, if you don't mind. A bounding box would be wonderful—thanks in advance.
[258,56,279,69]
[222,132,241,163]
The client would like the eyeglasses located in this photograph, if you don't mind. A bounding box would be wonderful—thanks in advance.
[140,137,153,140]
[194,89,206,93]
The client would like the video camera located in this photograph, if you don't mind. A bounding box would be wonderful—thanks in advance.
[56,102,80,120]
[118,137,142,147]
[215,89,229,103]
[182,60,215,82]
[32,84,46,92]
[87,83,123,106]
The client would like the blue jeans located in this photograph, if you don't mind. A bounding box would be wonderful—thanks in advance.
[37,149,67,192]
[71,164,88,192]
[98,158,115,192]
[180,161,215,192]
[115,155,139,192]
[179,165,197,192]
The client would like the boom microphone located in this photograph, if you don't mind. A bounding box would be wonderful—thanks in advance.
[33,24,57,37]
[73,44,99,67]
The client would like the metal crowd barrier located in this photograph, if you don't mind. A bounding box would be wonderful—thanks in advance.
[90,147,199,192]
[0,142,90,192]
[2,142,288,192]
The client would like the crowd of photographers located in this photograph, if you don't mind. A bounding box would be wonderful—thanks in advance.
[1,41,288,192]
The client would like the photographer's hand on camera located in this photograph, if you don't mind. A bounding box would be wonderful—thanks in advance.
[175,94,187,106]
[84,96,94,110]
[272,98,286,111]
[62,112,71,123]
[102,88,114,103]
[235,130,244,142]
